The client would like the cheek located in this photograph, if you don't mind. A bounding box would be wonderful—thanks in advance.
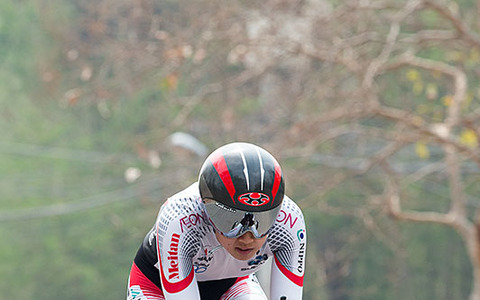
[246,238,266,251]
[255,239,267,249]
[223,239,235,249]
[255,236,267,245]
[215,232,234,248]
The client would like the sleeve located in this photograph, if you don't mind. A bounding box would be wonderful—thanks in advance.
[156,200,201,299]
[269,198,307,300]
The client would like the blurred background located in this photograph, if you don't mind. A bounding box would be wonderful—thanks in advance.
[1,0,480,299]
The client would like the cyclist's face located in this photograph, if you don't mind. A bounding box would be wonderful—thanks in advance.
[215,231,267,261]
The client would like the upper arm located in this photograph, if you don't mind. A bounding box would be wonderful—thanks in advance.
[269,198,307,299]
[156,201,201,299]
[270,251,305,299]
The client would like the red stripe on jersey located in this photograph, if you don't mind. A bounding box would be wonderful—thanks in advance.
[234,275,249,283]
[210,152,236,203]
[274,254,304,287]
[159,262,195,294]
[128,262,165,299]
[271,163,282,203]
[221,276,253,300]
[157,227,195,294]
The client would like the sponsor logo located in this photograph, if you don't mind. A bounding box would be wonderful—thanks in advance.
[238,192,270,206]
[194,264,208,273]
[276,210,298,228]
[180,213,207,232]
[194,248,214,274]
[216,202,237,213]
[127,285,146,300]
[248,254,269,266]
[167,233,181,280]
[297,229,306,241]
[241,254,269,271]
[297,242,305,273]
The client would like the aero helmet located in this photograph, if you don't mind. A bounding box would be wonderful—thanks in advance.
[199,142,284,238]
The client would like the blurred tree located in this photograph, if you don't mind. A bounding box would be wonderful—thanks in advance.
[9,0,480,299]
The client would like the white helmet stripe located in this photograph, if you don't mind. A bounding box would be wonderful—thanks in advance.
[239,147,249,190]
[256,147,265,190]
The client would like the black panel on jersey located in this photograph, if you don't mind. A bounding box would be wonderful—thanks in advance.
[134,244,161,287]
[198,277,237,300]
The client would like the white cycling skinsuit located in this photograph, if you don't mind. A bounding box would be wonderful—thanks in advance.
[127,183,306,300]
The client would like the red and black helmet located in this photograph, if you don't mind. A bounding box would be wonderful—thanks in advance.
[199,142,285,238]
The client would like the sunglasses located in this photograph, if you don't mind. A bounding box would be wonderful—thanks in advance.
[203,199,281,239]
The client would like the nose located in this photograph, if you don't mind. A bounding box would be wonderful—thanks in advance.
[237,231,255,243]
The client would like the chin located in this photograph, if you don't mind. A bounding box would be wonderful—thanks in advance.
[232,249,256,261]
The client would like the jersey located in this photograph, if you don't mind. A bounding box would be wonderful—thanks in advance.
[136,182,306,299]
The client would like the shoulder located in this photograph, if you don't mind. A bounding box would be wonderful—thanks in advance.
[275,196,305,230]
[159,182,202,218]
[157,182,209,235]
[163,182,201,207]
[267,196,306,251]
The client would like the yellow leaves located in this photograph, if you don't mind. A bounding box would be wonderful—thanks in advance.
[406,69,420,82]
[446,49,480,66]
[414,129,478,160]
[415,142,430,159]
[459,129,478,148]
[441,93,474,110]
[442,95,453,106]
[404,68,476,110]
[405,69,424,96]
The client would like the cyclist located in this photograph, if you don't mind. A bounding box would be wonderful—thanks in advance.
[127,142,306,300]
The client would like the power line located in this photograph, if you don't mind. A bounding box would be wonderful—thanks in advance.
[0,141,137,164]
[0,177,161,222]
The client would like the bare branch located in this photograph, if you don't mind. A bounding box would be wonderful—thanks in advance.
[172,83,223,127]
[381,52,466,119]
[362,0,423,90]
[463,106,480,125]
[383,163,454,224]
[373,105,480,166]
[360,141,407,172]
[444,144,466,216]
[404,162,446,183]
[399,30,457,44]
[299,43,363,74]
[424,0,480,48]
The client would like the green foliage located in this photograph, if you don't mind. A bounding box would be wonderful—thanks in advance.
[1,0,478,299]
[0,3,155,299]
